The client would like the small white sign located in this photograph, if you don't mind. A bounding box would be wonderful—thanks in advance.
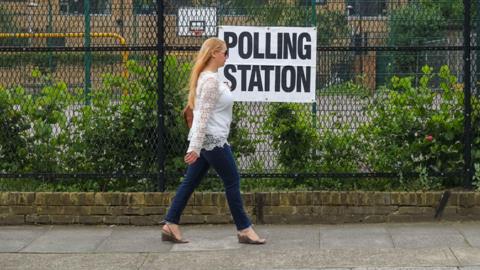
[219,26,317,103]
[177,7,217,37]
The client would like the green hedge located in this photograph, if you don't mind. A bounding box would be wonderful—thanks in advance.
[263,65,480,191]
[1,63,479,192]
[0,55,256,191]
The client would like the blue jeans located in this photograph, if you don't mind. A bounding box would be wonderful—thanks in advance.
[164,144,252,231]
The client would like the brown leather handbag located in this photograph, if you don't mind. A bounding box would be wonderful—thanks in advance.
[182,105,193,129]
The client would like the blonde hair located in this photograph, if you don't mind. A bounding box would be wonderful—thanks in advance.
[187,37,226,109]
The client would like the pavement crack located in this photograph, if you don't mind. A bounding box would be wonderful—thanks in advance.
[448,246,462,267]
[318,226,322,249]
[453,224,473,248]
[137,253,149,270]
[92,226,114,252]
[17,225,52,253]
[385,223,397,248]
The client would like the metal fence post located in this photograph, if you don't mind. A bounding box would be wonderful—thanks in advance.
[84,0,91,105]
[156,0,166,192]
[47,0,53,71]
[311,0,317,130]
[477,0,480,87]
[463,0,473,189]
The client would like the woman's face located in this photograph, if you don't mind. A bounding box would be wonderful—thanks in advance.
[211,45,229,68]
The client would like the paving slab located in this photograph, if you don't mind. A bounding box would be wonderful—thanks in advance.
[450,247,480,266]
[319,224,394,249]
[170,224,245,252]
[387,223,470,249]
[0,226,49,252]
[96,226,172,253]
[453,223,480,248]
[1,222,480,270]
[0,253,147,270]
[170,235,241,252]
[20,225,112,253]
[355,268,458,270]
[246,225,320,251]
[141,247,459,270]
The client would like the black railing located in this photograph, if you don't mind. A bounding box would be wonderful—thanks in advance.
[0,0,477,191]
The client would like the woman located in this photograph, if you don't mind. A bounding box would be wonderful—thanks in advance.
[161,37,266,245]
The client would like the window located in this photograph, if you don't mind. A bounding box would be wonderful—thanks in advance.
[133,0,155,15]
[59,0,111,15]
[346,0,386,17]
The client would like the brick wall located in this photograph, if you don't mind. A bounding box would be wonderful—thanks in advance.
[0,191,479,225]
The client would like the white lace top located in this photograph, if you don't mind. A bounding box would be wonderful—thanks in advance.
[187,71,233,155]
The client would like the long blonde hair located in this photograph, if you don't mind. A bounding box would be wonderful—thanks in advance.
[187,37,226,109]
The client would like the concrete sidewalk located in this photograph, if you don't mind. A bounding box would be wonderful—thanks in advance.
[1,222,480,270]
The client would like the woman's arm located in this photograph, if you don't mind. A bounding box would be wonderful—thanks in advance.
[186,77,220,157]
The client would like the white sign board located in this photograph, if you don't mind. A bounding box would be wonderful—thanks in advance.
[177,7,217,37]
[219,26,317,103]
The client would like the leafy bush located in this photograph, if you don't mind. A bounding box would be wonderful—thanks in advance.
[419,0,478,26]
[0,55,258,191]
[359,65,479,189]
[320,75,371,97]
[70,55,235,190]
[0,72,80,174]
[263,103,318,173]
[0,86,30,172]
[261,65,479,191]
[474,163,480,191]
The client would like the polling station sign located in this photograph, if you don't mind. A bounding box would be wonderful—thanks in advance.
[219,26,317,103]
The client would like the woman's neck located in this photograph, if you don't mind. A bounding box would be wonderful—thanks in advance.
[203,62,218,73]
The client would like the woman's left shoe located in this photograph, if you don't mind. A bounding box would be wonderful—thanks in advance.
[161,224,189,244]
[237,233,266,245]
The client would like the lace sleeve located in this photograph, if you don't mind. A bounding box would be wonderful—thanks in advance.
[187,77,220,155]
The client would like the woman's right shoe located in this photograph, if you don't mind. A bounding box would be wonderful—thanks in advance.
[161,225,189,244]
[237,233,266,245]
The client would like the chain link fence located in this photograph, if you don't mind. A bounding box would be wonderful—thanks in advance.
[0,0,478,191]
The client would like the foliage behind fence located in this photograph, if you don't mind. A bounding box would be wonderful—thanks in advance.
[0,0,478,191]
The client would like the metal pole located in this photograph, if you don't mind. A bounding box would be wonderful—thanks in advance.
[27,1,38,45]
[463,0,473,188]
[133,1,138,47]
[359,1,363,76]
[120,0,124,37]
[47,0,53,71]
[311,0,317,129]
[477,0,480,93]
[156,0,166,191]
[84,0,92,105]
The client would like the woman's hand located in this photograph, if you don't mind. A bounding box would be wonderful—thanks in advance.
[184,151,199,165]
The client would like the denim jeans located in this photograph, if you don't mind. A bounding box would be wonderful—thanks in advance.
[164,144,252,231]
